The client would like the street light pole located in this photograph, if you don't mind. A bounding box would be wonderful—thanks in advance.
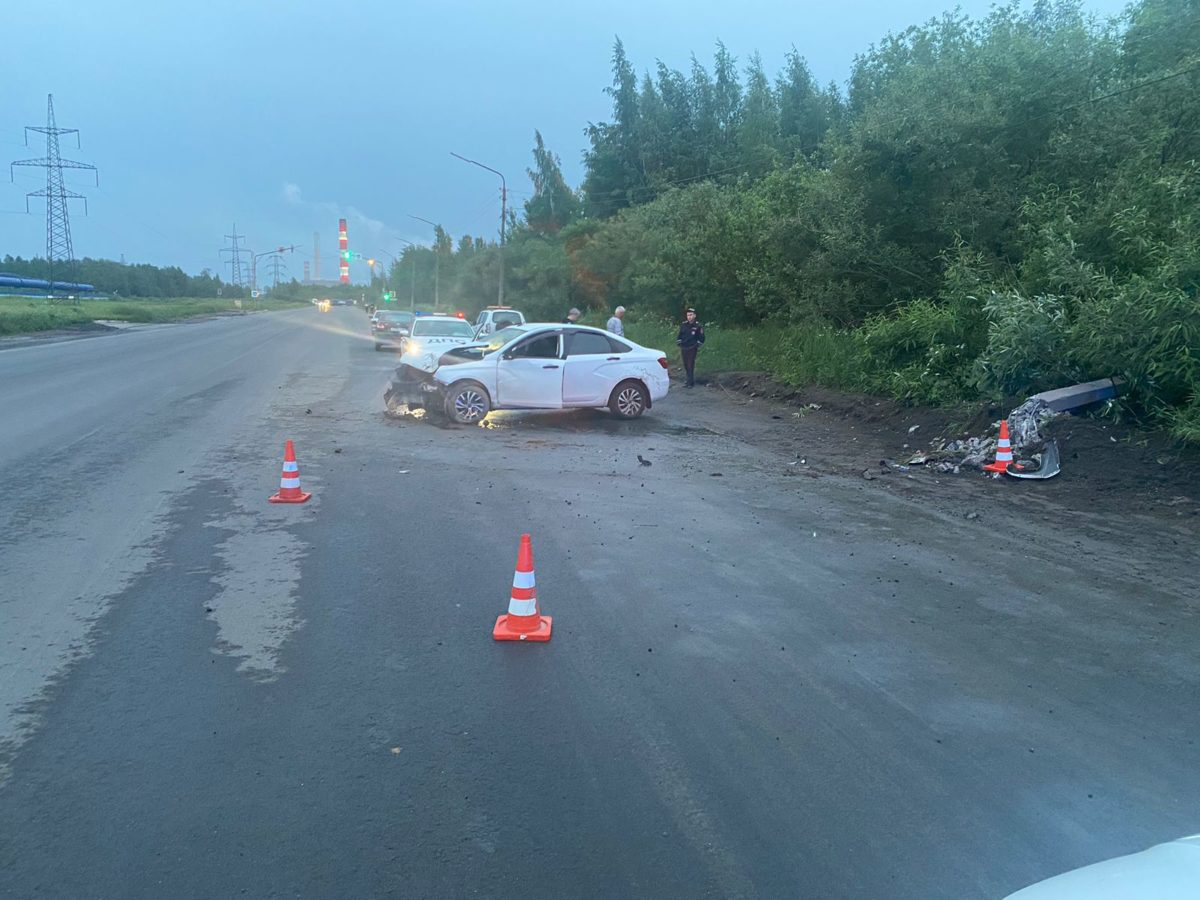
[408,215,440,308]
[451,152,506,307]
[397,238,418,311]
[376,249,399,302]
[250,244,296,294]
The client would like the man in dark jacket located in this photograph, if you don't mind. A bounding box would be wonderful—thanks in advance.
[676,308,705,388]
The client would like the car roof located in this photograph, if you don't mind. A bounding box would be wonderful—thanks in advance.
[522,323,611,333]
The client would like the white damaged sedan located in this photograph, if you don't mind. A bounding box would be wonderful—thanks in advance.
[397,323,670,424]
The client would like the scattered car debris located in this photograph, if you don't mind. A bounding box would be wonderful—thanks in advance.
[1007,397,1064,449]
[637,454,652,467]
[929,436,997,470]
[1006,440,1061,479]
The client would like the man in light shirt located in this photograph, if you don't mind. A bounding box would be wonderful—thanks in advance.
[606,306,625,337]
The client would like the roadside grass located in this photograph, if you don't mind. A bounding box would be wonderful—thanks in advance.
[623,318,868,391]
[0,296,308,336]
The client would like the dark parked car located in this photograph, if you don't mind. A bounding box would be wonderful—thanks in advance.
[373,310,416,351]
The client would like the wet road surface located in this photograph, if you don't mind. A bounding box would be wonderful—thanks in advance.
[1,307,1196,898]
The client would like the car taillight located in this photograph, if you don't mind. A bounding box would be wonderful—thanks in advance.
[657,357,669,369]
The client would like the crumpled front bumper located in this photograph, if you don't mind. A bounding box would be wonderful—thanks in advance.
[384,366,440,411]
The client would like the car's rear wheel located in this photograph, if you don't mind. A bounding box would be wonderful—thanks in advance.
[609,380,649,418]
[445,381,490,424]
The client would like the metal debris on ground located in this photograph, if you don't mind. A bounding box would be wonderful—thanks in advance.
[907,397,1066,475]
[1006,440,1061,480]
[1007,397,1064,449]
[931,436,998,472]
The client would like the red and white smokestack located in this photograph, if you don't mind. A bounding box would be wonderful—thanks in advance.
[338,217,349,284]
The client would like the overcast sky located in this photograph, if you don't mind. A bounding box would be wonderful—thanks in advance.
[0,0,1129,280]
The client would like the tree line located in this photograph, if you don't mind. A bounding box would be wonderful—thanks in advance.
[0,255,233,298]
[394,0,1200,439]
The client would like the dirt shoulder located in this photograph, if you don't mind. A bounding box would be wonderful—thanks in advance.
[684,371,1200,530]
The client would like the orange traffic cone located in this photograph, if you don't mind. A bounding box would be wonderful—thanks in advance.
[268,439,312,503]
[493,533,552,642]
[983,420,1015,473]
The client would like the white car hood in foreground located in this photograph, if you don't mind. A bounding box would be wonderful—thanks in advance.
[1005,835,1200,899]
[399,335,478,373]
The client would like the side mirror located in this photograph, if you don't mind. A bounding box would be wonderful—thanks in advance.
[501,352,514,361]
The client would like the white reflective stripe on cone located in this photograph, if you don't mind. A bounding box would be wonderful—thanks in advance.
[507,598,538,617]
[280,477,302,488]
[512,571,536,589]
[282,462,299,472]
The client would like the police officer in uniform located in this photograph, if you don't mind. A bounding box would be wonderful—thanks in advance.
[676,308,705,388]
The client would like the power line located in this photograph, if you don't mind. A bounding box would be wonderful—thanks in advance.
[267,253,287,288]
[10,94,98,295]
[1014,57,1200,125]
[574,10,1200,214]
[219,224,249,287]
[582,51,1200,214]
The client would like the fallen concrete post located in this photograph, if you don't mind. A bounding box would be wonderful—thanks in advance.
[1031,377,1124,413]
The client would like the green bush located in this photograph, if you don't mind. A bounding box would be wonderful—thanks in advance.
[856,296,985,404]
[1169,397,1200,444]
[976,293,1078,396]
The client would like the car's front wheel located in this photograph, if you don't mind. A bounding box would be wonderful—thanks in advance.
[609,380,649,418]
[444,381,491,424]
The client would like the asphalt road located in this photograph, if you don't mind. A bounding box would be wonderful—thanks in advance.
[0,307,1196,898]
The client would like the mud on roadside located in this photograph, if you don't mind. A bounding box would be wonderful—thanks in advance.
[706,371,1200,527]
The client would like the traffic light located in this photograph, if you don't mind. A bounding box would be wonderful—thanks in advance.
[341,250,352,262]
[383,292,394,303]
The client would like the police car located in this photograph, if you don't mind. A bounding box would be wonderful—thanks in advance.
[473,306,525,338]
[384,315,481,410]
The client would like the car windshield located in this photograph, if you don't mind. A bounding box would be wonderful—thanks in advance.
[379,312,412,323]
[483,326,529,354]
[413,319,475,338]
